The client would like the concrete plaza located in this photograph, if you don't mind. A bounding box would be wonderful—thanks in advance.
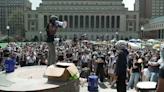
[80,81,136,92]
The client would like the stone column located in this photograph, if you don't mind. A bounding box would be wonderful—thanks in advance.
[110,16,112,29]
[73,15,75,29]
[84,15,85,29]
[115,16,117,30]
[89,15,91,29]
[104,15,106,30]
[99,15,101,30]
[68,15,70,29]
[78,15,80,30]
[94,15,96,29]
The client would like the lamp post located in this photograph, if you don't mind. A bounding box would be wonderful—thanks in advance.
[40,31,42,42]
[116,32,118,40]
[141,27,144,49]
[106,34,108,41]
[6,26,10,44]
[141,27,144,39]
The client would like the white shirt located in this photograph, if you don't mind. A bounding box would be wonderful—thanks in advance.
[27,56,36,63]
[82,55,90,63]
[73,53,78,61]
[108,56,116,66]
[158,58,164,69]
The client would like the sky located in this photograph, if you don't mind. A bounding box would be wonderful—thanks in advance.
[30,0,135,10]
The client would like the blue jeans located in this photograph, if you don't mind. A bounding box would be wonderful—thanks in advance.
[150,72,158,82]
[127,73,140,89]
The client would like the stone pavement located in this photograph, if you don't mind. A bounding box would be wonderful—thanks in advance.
[80,81,136,92]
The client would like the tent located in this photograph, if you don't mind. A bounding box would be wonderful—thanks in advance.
[128,43,140,49]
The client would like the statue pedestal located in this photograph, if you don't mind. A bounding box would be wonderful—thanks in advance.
[0,66,80,92]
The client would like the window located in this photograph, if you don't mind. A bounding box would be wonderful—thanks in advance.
[31,21,35,25]
[152,4,155,6]
[156,10,159,12]
[152,10,155,12]
[129,22,133,26]
[129,28,133,31]
[160,13,163,15]
[31,27,35,30]
[156,7,159,9]
[152,13,155,15]
[152,7,155,9]
[160,10,163,12]
[156,13,159,15]
[156,4,159,6]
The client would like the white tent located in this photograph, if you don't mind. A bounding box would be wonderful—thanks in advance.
[128,43,140,49]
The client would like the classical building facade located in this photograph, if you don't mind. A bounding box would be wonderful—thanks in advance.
[25,0,139,41]
[143,16,164,39]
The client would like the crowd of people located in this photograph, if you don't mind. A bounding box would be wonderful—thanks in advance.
[0,36,164,92]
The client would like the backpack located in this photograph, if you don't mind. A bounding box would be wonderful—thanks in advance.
[80,68,91,80]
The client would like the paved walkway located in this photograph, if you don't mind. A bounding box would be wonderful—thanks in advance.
[80,81,136,92]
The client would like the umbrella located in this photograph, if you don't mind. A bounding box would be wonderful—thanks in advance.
[128,43,140,49]
[153,44,160,49]
[153,41,161,44]
[129,39,137,43]
[110,39,116,43]
[137,39,142,42]
[102,41,107,44]
[148,39,155,43]
[82,40,89,43]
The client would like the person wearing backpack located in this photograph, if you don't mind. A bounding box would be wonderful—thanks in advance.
[46,15,60,66]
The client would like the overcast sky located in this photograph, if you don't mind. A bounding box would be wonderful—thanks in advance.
[30,0,135,10]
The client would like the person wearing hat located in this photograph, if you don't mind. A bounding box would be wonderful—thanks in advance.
[114,40,129,92]
[46,15,60,66]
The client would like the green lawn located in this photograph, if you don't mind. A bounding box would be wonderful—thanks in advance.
[0,42,27,47]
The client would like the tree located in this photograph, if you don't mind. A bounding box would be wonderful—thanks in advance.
[139,18,149,26]
[31,36,38,42]
[8,9,25,37]
[0,32,3,40]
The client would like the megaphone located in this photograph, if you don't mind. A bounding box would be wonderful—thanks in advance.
[55,21,67,28]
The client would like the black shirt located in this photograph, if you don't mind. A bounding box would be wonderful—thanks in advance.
[58,56,64,61]
[96,54,105,67]
[142,60,149,68]
[66,53,73,61]
[46,23,55,42]
[132,63,141,73]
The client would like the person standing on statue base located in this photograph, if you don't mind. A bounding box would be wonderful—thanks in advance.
[46,15,60,66]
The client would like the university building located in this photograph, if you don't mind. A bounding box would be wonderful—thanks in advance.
[134,0,164,19]
[143,16,164,39]
[24,0,139,41]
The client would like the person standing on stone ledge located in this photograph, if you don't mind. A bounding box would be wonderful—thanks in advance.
[46,15,60,66]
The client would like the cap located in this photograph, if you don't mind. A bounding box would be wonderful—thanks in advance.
[50,15,58,20]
